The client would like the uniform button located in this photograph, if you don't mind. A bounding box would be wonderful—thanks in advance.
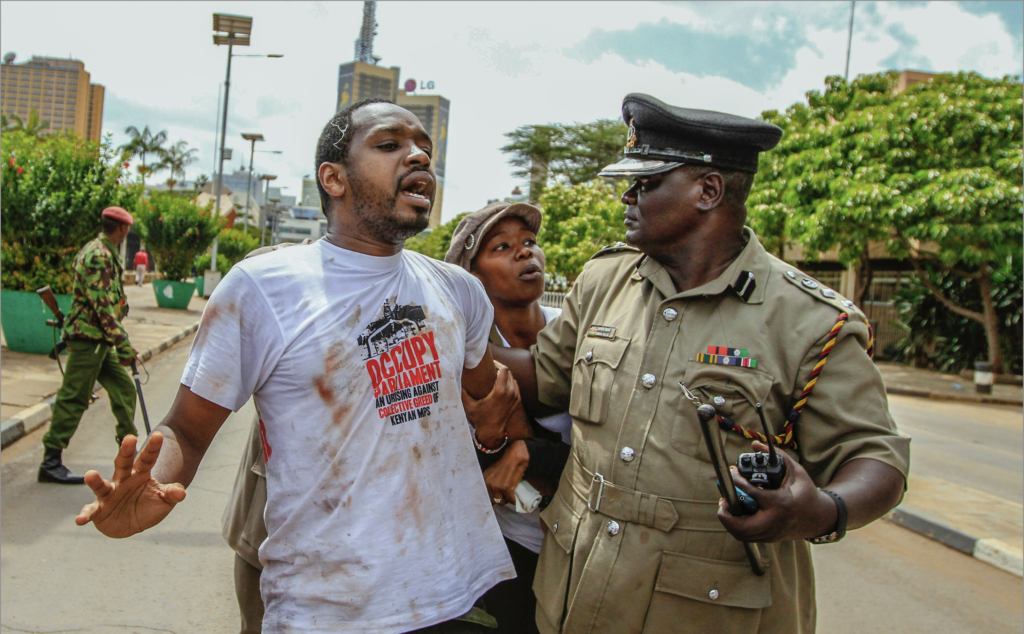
[713,396,726,407]
[620,447,635,463]
[786,271,797,279]
[801,278,819,289]
[641,374,657,389]
[585,351,593,361]
[709,589,720,601]
[552,522,558,533]
[606,521,620,536]
[662,308,678,321]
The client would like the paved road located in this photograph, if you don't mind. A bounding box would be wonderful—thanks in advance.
[1,338,248,634]
[888,395,1023,504]
[1,343,1021,633]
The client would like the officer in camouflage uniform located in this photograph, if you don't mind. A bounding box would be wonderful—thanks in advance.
[492,94,910,633]
[39,206,139,484]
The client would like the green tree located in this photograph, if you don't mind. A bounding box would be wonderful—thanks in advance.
[1,130,141,293]
[536,179,630,284]
[501,125,559,204]
[890,255,1022,374]
[1,108,50,136]
[215,227,259,269]
[156,140,198,190]
[193,173,210,195]
[749,71,1022,373]
[134,193,222,281]
[118,125,168,184]
[500,120,628,202]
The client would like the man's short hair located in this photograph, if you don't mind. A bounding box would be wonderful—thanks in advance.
[314,98,395,217]
[101,216,125,235]
[683,165,755,221]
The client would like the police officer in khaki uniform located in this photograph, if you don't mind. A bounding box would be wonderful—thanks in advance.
[492,94,910,634]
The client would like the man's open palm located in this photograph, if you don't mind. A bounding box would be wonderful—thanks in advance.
[75,432,186,538]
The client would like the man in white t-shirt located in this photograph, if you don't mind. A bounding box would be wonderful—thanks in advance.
[76,99,516,633]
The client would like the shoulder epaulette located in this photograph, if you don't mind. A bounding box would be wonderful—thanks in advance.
[779,268,865,319]
[590,242,641,260]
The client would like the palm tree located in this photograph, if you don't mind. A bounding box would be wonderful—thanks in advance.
[2,108,50,136]
[117,125,168,183]
[155,140,198,190]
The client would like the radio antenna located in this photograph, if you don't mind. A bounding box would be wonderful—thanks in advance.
[755,403,779,466]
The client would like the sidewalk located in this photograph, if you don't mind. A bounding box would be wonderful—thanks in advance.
[890,474,1023,577]
[1,284,206,445]
[877,361,1023,406]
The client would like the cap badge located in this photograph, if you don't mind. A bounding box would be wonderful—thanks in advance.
[626,118,637,148]
[464,234,476,250]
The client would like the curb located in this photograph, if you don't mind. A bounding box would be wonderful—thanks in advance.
[885,507,1023,577]
[884,385,1023,407]
[0,322,200,450]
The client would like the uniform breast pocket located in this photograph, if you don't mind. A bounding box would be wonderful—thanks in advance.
[568,337,630,425]
[671,362,775,456]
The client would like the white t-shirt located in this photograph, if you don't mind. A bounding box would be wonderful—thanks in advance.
[182,240,515,633]
[492,305,573,554]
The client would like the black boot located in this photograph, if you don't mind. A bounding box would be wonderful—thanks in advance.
[37,447,85,484]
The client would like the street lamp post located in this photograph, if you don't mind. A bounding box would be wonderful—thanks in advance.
[241,133,264,230]
[208,12,282,293]
[260,174,277,247]
[250,149,283,233]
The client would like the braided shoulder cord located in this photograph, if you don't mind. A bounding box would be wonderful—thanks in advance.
[717,312,850,449]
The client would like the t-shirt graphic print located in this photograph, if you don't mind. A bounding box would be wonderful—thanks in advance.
[181,241,513,633]
[362,300,443,426]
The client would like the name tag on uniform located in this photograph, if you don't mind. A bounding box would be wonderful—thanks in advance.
[586,325,617,340]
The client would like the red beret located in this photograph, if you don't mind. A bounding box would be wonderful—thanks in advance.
[101,206,134,225]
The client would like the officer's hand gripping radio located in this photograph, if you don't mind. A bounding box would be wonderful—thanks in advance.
[736,403,787,490]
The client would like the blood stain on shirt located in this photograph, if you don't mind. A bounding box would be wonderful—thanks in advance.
[344,305,363,328]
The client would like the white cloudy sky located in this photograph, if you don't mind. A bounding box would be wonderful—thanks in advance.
[1,1,1020,223]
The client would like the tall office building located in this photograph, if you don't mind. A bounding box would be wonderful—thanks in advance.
[300,176,322,209]
[0,55,105,142]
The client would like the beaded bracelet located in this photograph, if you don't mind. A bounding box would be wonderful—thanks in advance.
[472,427,508,454]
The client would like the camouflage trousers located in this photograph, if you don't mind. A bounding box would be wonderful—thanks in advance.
[43,339,137,450]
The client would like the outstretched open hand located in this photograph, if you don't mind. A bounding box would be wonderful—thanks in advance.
[75,432,186,538]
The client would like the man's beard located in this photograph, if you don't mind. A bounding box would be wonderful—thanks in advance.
[348,168,431,244]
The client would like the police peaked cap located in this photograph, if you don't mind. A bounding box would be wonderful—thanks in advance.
[598,93,783,177]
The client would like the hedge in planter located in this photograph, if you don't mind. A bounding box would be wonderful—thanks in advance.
[135,193,222,282]
[215,228,259,270]
[1,130,141,294]
[1,130,141,352]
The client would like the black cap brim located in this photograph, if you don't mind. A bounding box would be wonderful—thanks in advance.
[598,158,683,178]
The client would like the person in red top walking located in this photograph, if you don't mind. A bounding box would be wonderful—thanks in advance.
[133,249,149,286]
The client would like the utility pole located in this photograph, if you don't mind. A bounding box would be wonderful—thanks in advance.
[845,1,856,81]
[241,133,264,231]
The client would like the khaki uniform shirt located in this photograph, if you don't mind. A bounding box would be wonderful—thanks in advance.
[223,413,268,570]
[531,228,910,634]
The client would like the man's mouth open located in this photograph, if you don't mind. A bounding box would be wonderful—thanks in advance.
[399,173,434,209]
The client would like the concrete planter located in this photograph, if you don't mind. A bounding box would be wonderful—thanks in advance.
[193,277,204,298]
[1,289,73,355]
[152,280,196,310]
